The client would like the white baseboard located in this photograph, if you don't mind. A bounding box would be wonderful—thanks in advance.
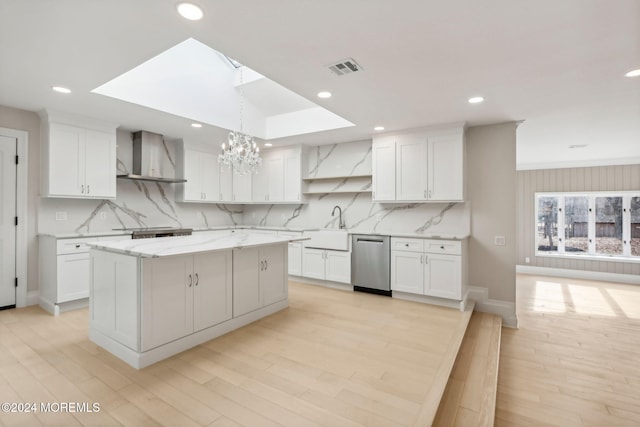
[516,265,640,285]
[289,275,354,292]
[467,286,518,328]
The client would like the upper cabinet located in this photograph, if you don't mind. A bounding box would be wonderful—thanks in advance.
[40,111,117,199]
[372,125,465,202]
[176,143,304,204]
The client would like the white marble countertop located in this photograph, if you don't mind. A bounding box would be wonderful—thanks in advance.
[87,232,307,258]
[39,231,133,239]
[40,226,468,240]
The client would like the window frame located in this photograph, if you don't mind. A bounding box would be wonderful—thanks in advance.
[535,191,640,263]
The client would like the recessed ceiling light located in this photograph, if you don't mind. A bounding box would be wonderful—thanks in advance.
[625,69,640,77]
[317,91,332,99]
[191,123,202,128]
[177,3,203,20]
[568,144,588,149]
[374,126,385,131]
[264,143,273,147]
[468,96,484,104]
[52,86,71,94]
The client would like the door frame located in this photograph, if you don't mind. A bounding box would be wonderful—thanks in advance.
[0,127,28,308]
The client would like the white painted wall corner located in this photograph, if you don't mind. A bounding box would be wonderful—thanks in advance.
[466,286,518,328]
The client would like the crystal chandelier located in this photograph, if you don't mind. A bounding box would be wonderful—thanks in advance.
[218,67,262,175]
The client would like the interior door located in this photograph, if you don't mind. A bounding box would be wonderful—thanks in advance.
[0,135,16,308]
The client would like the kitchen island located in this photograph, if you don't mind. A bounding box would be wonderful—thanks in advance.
[88,232,303,368]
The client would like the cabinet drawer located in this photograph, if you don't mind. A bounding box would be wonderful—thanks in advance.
[424,240,461,255]
[56,237,97,255]
[391,237,424,252]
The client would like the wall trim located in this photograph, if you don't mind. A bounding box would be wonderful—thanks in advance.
[0,127,28,308]
[467,286,518,328]
[516,265,640,285]
[517,156,640,171]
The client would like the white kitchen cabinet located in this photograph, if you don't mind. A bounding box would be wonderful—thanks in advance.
[177,147,219,202]
[391,237,463,300]
[43,120,116,199]
[372,136,396,201]
[219,165,233,201]
[278,231,303,276]
[302,248,351,284]
[39,234,128,315]
[252,150,284,202]
[233,245,287,317]
[428,132,464,201]
[396,135,428,201]
[232,172,252,202]
[283,146,303,202]
[372,126,464,202]
[141,251,232,351]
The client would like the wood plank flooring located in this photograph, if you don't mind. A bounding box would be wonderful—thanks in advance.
[432,312,502,427]
[496,274,640,426]
[0,281,471,426]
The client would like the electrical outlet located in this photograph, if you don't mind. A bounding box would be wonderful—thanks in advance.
[55,212,67,221]
[525,257,530,263]
[376,214,382,222]
[494,236,506,246]
[100,212,107,220]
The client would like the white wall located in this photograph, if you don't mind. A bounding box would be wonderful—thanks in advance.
[467,122,518,303]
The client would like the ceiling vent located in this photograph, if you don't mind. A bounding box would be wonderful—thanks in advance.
[327,58,362,76]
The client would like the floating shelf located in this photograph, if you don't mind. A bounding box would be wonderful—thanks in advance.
[302,174,372,181]
[303,190,372,195]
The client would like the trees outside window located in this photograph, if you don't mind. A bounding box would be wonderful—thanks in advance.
[535,192,639,260]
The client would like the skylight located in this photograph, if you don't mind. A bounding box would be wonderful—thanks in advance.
[91,38,353,140]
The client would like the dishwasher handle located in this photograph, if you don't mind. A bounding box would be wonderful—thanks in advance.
[356,238,385,244]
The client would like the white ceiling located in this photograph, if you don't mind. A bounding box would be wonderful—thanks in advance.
[0,0,638,169]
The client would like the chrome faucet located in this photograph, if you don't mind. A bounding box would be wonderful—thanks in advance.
[331,205,345,229]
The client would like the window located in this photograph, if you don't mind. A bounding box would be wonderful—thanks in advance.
[535,192,640,260]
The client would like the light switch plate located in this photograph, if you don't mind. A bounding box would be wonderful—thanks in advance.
[494,236,506,246]
[55,212,67,221]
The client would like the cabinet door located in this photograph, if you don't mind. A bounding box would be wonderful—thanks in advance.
[287,242,302,276]
[372,137,396,201]
[201,152,220,202]
[425,253,462,299]
[325,250,351,284]
[302,248,325,280]
[57,252,90,302]
[84,129,116,198]
[193,251,232,331]
[219,165,233,201]
[428,133,463,201]
[232,172,252,202]
[48,123,84,196]
[396,135,428,201]
[232,247,261,316]
[390,250,424,294]
[251,161,269,202]
[267,153,284,202]
[183,150,204,201]
[141,256,194,351]
[261,244,287,306]
[283,148,302,202]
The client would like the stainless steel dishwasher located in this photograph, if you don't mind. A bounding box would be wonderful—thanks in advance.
[351,234,391,296]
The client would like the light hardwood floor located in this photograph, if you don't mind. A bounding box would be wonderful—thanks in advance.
[496,274,640,426]
[0,282,471,427]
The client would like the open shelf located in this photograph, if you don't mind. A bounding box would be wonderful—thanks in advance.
[303,189,372,195]
[302,174,372,181]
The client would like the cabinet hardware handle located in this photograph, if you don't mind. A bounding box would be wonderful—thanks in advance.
[425,256,428,264]
[265,260,268,270]
[424,190,427,199]
[440,245,445,249]
[405,243,409,247]
[260,261,264,271]
[188,274,192,287]
[428,190,432,198]
[195,273,199,286]
[81,184,85,194]
[75,244,81,248]
[87,185,90,194]
[420,255,423,264]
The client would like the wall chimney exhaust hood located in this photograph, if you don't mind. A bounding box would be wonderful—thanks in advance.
[117,131,186,183]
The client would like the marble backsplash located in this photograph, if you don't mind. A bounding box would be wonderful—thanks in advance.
[37,135,470,236]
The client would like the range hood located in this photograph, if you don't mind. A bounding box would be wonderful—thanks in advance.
[117,131,186,183]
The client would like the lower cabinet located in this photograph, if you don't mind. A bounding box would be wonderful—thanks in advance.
[302,248,351,284]
[287,242,302,276]
[233,245,287,317]
[141,251,232,351]
[391,238,462,300]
